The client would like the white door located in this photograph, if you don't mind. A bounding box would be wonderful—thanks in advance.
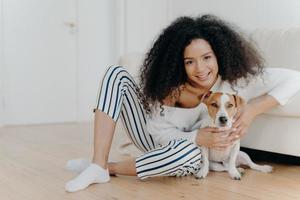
[2,0,77,125]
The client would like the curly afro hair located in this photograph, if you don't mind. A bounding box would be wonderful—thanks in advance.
[139,14,264,113]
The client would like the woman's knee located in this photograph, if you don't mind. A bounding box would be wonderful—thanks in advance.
[169,140,202,162]
[153,140,202,166]
[104,65,129,78]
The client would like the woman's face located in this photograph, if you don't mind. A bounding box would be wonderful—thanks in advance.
[183,39,219,90]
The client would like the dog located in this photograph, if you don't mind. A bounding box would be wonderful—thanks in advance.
[195,92,273,180]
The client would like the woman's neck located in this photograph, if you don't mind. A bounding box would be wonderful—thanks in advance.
[184,81,208,95]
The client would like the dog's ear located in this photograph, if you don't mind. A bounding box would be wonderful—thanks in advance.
[201,91,212,104]
[233,95,245,107]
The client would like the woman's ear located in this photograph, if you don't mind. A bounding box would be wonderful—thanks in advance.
[233,95,246,107]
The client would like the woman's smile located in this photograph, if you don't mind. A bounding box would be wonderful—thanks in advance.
[195,71,212,81]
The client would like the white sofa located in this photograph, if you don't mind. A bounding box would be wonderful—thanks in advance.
[113,28,300,157]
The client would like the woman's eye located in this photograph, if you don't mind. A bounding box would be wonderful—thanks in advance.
[185,60,193,65]
[204,56,211,60]
[211,103,218,108]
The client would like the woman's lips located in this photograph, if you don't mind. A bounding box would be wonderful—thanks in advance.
[196,72,211,81]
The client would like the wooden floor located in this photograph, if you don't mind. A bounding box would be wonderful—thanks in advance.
[0,122,299,200]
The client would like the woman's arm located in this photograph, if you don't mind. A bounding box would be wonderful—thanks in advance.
[147,116,199,146]
[248,94,279,115]
[239,68,300,106]
[232,68,300,138]
[148,113,237,149]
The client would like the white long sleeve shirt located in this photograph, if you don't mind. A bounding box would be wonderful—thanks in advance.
[146,68,300,146]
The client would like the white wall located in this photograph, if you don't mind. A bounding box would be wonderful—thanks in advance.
[0,0,4,126]
[76,0,116,122]
[168,0,300,31]
[119,0,172,54]
[122,0,300,60]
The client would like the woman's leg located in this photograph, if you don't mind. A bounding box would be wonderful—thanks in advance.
[107,140,202,179]
[67,140,203,178]
[108,158,137,176]
[65,112,115,174]
[92,110,116,168]
[65,66,202,191]
[135,140,202,179]
[65,66,155,192]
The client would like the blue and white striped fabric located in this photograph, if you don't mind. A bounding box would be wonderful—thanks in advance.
[94,65,202,179]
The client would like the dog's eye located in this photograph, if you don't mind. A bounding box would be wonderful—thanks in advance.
[211,103,218,108]
[227,103,234,108]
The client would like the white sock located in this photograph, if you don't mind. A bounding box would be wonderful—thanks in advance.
[65,163,110,192]
[65,159,91,173]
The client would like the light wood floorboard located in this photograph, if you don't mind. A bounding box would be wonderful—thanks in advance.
[0,123,299,200]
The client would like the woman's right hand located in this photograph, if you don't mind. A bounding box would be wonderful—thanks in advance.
[195,126,237,150]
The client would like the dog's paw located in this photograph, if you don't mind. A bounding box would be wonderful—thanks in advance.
[237,167,245,176]
[259,165,273,173]
[195,167,209,179]
[229,169,241,180]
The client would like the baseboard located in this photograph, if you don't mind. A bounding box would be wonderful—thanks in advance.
[240,147,300,165]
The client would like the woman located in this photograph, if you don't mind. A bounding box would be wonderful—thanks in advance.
[65,15,300,192]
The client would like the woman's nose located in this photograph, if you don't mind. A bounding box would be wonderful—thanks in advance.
[195,61,206,73]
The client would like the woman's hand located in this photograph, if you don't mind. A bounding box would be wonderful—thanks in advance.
[231,104,257,139]
[231,94,279,139]
[195,126,238,150]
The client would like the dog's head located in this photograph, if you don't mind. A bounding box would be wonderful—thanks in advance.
[202,92,245,128]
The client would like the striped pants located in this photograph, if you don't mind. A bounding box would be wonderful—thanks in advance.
[94,66,202,179]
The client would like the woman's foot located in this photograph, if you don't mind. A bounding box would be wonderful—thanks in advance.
[65,163,110,192]
[66,158,116,176]
[65,159,90,173]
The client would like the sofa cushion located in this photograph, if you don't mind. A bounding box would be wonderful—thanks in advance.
[250,28,300,71]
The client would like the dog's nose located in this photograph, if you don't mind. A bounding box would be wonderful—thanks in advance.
[219,116,228,124]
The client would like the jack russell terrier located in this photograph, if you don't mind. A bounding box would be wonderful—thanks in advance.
[195,92,273,180]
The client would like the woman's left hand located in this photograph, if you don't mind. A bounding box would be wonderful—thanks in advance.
[231,104,257,140]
